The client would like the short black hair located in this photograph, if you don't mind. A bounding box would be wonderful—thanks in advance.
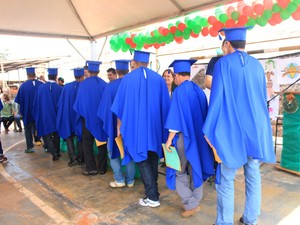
[116,70,129,76]
[229,40,246,49]
[83,65,88,70]
[58,77,64,82]
[178,72,190,76]
[107,68,116,74]
[48,75,57,81]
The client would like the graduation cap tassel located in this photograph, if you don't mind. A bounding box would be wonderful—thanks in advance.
[143,68,147,79]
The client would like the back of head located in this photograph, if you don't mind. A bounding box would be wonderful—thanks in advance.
[48,68,58,81]
[86,60,101,76]
[132,50,150,69]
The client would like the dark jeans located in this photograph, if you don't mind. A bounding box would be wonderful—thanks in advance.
[25,123,35,149]
[137,151,159,201]
[66,135,84,161]
[0,141,3,155]
[1,116,15,129]
[43,132,60,157]
[97,144,107,173]
[14,115,22,130]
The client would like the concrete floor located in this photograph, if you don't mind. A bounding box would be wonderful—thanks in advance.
[0,131,299,225]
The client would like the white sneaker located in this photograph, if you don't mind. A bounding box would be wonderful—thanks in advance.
[110,181,126,188]
[139,197,160,208]
[127,181,135,188]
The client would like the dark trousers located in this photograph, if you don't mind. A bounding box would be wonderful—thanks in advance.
[43,132,60,157]
[82,119,107,172]
[0,141,3,155]
[14,116,22,130]
[137,151,159,201]
[97,144,107,173]
[66,135,84,161]
[25,123,35,149]
[1,116,15,130]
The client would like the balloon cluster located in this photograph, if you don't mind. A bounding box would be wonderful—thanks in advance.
[110,0,300,52]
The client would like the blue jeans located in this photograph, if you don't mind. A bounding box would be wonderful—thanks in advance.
[108,145,135,184]
[25,123,35,149]
[215,157,261,225]
[137,151,159,201]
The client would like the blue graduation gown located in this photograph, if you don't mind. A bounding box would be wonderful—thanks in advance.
[111,67,170,163]
[164,80,215,190]
[73,76,107,141]
[203,51,276,169]
[15,79,43,126]
[32,82,62,137]
[56,81,80,139]
[97,78,122,159]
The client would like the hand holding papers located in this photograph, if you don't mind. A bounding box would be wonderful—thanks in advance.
[115,135,124,159]
[162,144,181,171]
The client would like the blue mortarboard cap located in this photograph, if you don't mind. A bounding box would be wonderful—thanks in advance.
[133,50,150,63]
[169,60,197,74]
[86,60,102,72]
[115,60,131,70]
[48,68,58,75]
[26,67,35,74]
[219,26,253,41]
[73,68,84,77]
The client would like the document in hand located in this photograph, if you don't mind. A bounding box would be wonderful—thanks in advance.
[162,144,181,171]
[115,135,124,159]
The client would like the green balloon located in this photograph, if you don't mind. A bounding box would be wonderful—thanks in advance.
[194,16,201,24]
[246,18,256,26]
[272,3,282,13]
[154,30,160,37]
[280,9,291,20]
[293,0,300,6]
[231,11,240,21]
[256,16,267,27]
[187,20,195,29]
[287,2,297,13]
[262,10,272,20]
[193,25,201,34]
[200,18,208,27]
[219,13,228,23]
[183,33,190,40]
[183,28,191,36]
[175,30,182,37]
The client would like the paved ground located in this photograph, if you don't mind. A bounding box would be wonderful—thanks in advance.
[0,131,299,225]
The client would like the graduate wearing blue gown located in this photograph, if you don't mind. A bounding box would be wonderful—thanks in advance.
[15,67,43,153]
[203,27,276,225]
[32,68,62,160]
[164,60,214,217]
[73,61,108,175]
[98,60,135,188]
[112,50,170,207]
[56,68,84,166]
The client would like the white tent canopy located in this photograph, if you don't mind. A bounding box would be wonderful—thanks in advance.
[0,0,229,40]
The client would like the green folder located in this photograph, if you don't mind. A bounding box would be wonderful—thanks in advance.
[162,144,181,171]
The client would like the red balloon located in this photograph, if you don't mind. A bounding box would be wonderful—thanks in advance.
[209,28,219,37]
[177,23,187,32]
[162,28,169,36]
[243,5,253,17]
[208,16,217,25]
[154,43,160,49]
[272,12,283,24]
[174,36,183,44]
[237,1,246,14]
[254,4,264,15]
[201,27,209,36]
[213,21,223,31]
[130,43,137,48]
[225,19,236,28]
[277,0,290,9]
[263,0,274,10]
[150,31,154,36]
[292,7,300,20]
[158,27,164,34]
[236,15,248,26]
[190,32,199,38]
[125,38,132,44]
[144,44,149,49]
[170,26,177,34]
[268,18,277,26]
[227,6,235,17]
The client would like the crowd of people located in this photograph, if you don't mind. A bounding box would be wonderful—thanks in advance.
[1,27,276,225]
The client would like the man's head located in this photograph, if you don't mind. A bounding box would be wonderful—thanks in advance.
[107,68,117,82]
[86,60,101,76]
[47,68,58,81]
[83,65,89,78]
[169,60,196,85]
[131,50,150,70]
[58,77,64,86]
[73,68,85,82]
[26,67,36,79]
[219,26,252,53]
[115,60,130,78]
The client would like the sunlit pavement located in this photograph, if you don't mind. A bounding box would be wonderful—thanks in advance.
[0,131,299,225]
